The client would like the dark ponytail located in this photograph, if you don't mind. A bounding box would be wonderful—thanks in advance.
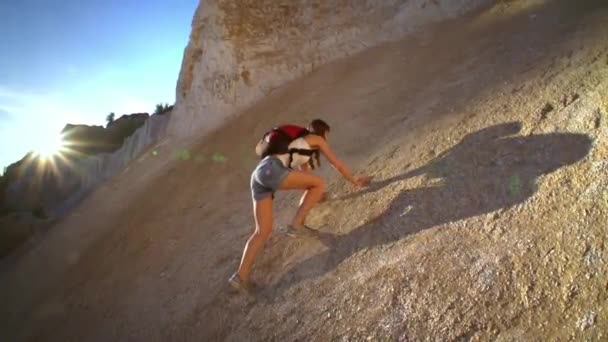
[308,119,330,137]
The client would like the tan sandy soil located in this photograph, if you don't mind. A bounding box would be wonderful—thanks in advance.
[1,0,608,341]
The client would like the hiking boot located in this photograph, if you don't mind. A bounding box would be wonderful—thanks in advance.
[228,273,257,295]
[285,224,320,238]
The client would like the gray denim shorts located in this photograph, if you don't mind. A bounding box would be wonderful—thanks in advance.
[251,156,290,201]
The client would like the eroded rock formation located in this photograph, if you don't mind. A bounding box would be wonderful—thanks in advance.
[169,0,492,139]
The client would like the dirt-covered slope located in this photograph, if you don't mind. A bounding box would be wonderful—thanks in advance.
[1,0,607,341]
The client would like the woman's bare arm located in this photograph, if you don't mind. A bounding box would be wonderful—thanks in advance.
[305,135,370,186]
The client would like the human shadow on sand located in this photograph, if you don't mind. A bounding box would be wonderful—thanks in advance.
[264,122,592,299]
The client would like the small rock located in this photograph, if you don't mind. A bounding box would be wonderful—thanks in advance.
[577,312,596,331]
[400,205,413,217]
[540,102,554,120]
[561,93,580,107]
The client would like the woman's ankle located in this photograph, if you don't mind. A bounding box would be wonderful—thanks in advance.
[289,221,305,229]
[237,270,249,282]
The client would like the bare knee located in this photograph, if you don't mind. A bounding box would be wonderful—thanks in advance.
[253,227,272,241]
[310,178,326,192]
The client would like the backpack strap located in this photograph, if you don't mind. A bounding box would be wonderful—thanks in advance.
[308,149,321,169]
[287,148,315,169]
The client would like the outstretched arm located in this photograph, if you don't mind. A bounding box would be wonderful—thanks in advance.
[306,135,371,187]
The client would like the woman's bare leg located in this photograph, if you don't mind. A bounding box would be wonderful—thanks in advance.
[299,190,308,206]
[279,171,325,228]
[237,197,273,282]
[297,164,312,207]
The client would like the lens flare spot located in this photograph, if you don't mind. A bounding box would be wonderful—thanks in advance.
[212,153,226,163]
[509,174,521,196]
[176,150,191,161]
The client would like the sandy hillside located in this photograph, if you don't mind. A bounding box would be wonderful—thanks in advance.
[1,0,608,341]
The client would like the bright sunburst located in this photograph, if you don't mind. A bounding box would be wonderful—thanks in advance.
[33,132,67,159]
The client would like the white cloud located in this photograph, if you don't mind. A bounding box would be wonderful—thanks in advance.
[0,85,27,98]
[0,108,11,129]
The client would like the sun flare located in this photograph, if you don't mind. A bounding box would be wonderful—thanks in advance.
[33,132,67,159]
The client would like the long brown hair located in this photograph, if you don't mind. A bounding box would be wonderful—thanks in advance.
[307,119,330,169]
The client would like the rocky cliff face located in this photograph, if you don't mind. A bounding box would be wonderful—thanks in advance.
[62,113,149,156]
[169,0,492,140]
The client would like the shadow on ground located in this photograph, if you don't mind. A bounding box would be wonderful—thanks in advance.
[265,122,592,299]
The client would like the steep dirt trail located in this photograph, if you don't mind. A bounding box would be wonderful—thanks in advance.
[2,1,608,341]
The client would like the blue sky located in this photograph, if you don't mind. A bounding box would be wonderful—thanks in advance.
[0,0,198,172]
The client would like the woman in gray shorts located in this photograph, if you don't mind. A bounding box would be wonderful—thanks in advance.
[230,119,372,293]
